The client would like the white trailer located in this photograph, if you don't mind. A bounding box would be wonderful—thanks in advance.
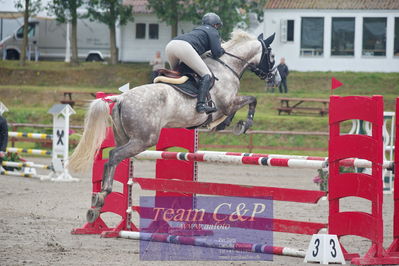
[0,18,110,61]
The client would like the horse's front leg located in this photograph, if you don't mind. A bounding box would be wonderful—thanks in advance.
[225,95,257,135]
[86,139,156,223]
[87,152,121,223]
[90,162,113,208]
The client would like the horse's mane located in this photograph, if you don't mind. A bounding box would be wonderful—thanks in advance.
[222,29,256,50]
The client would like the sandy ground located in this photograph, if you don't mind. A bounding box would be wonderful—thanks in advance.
[0,157,396,266]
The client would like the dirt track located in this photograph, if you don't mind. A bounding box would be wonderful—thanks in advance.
[0,157,395,265]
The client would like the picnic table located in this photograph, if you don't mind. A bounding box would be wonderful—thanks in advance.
[60,91,97,107]
[277,97,330,116]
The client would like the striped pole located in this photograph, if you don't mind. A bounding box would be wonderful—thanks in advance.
[139,150,393,170]
[198,150,326,161]
[6,147,52,156]
[0,168,33,178]
[339,158,393,169]
[1,161,53,170]
[135,150,394,170]
[135,150,326,169]
[8,131,53,140]
[119,231,306,258]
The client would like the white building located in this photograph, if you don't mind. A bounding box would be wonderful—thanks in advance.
[120,0,193,62]
[262,0,399,72]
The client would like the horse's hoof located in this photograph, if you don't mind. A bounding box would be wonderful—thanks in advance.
[87,208,101,223]
[92,192,105,208]
[233,120,246,135]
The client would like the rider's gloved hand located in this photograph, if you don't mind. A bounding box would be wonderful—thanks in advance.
[212,48,225,58]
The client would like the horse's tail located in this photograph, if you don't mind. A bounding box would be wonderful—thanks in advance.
[68,97,116,173]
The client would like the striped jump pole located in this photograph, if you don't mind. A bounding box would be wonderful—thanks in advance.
[8,131,53,140]
[196,150,394,169]
[119,231,306,258]
[135,150,394,170]
[0,168,33,178]
[135,150,327,169]
[1,161,53,170]
[197,150,326,161]
[6,147,52,156]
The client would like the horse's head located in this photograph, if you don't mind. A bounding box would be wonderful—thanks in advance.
[248,33,276,81]
[221,30,278,83]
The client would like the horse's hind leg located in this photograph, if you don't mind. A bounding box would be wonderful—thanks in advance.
[87,139,151,223]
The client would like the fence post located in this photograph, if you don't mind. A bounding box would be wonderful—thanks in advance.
[249,134,254,153]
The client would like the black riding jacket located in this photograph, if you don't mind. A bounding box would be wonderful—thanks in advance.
[277,64,289,79]
[174,25,224,58]
[0,115,8,153]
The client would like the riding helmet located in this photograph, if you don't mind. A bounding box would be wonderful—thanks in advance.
[202,13,223,29]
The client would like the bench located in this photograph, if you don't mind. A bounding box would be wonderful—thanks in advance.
[277,97,330,116]
[60,91,97,107]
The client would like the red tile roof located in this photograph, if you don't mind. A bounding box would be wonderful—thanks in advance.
[265,0,399,9]
[123,0,152,14]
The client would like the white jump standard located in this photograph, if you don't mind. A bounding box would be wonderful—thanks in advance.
[0,104,78,182]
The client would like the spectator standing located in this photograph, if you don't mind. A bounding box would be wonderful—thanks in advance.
[0,114,8,163]
[149,51,165,82]
[277,57,289,93]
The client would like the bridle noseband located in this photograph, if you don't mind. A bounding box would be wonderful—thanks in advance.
[211,39,272,80]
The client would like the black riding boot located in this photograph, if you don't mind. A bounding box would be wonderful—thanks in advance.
[196,74,217,114]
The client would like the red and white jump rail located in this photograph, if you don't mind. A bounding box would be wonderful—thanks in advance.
[197,150,394,169]
[135,150,327,169]
[135,150,394,170]
[119,231,306,258]
[198,150,326,161]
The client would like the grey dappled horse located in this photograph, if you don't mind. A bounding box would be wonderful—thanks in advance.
[68,30,278,222]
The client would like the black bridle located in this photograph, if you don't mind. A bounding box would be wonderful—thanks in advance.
[212,39,274,80]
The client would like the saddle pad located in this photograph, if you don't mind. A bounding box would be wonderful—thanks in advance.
[164,78,199,98]
[154,75,189,85]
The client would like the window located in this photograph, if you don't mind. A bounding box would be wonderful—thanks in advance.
[136,23,146,39]
[149,24,159,39]
[300,17,324,56]
[394,18,399,56]
[362,17,387,56]
[280,20,294,42]
[16,23,36,39]
[331,17,355,56]
[287,20,294,41]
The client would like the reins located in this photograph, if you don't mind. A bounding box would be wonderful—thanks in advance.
[211,40,271,80]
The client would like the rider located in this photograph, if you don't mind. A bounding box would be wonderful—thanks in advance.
[165,12,224,114]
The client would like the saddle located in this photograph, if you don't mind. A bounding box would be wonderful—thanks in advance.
[152,65,212,98]
[152,64,216,129]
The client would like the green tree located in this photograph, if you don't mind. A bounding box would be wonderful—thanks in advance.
[86,0,134,64]
[147,0,265,40]
[193,0,266,40]
[14,0,41,66]
[147,0,195,39]
[47,0,84,66]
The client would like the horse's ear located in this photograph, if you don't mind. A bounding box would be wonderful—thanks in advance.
[264,33,275,47]
[257,33,264,41]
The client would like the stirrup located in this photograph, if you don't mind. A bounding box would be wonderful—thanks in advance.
[196,103,217,114]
